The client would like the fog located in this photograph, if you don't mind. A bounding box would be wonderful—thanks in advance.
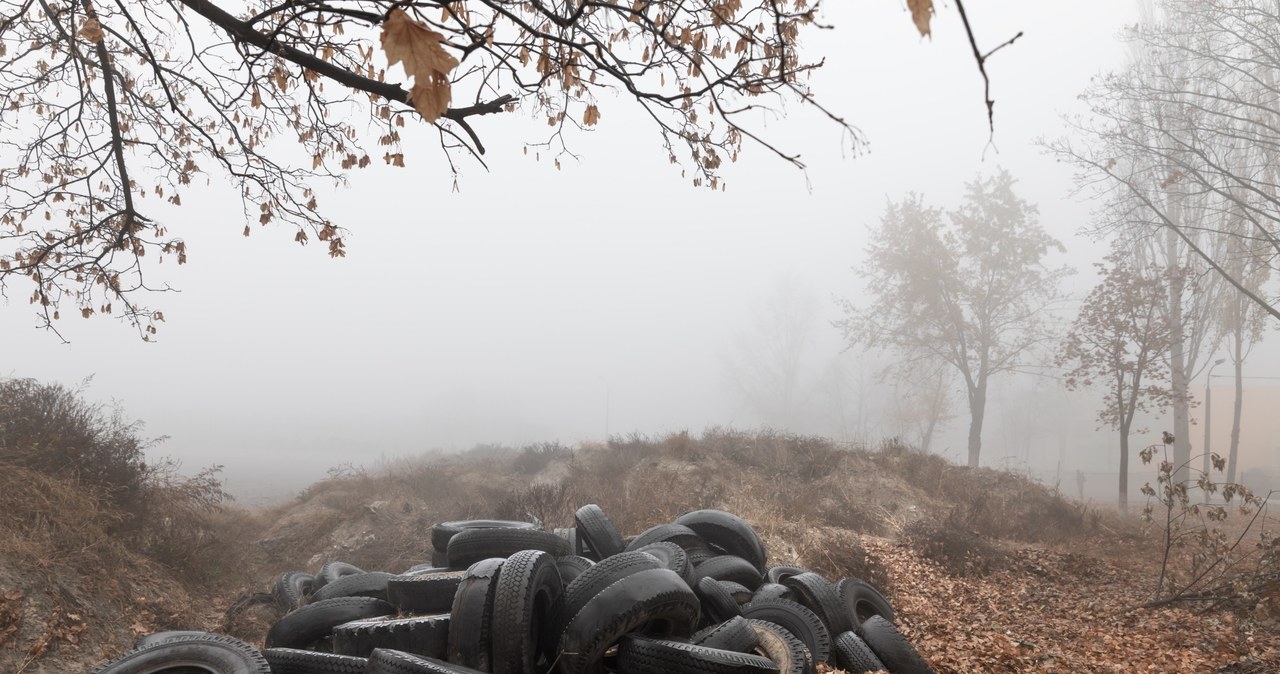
[4,1,1278,504]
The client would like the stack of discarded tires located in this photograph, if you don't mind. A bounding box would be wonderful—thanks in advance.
[91,506,934,674]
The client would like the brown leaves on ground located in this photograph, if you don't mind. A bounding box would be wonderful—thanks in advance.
[380,9,459,122]
[863,538,1280,673]
[907,0,934,38]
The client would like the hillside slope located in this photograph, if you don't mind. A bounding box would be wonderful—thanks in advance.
[5,430,1278,673]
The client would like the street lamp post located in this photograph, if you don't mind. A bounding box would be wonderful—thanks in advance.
[1203,358,1227,502]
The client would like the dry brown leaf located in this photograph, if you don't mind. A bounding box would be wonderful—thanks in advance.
[380,9,460,123]
[907,0,933,38]
[583,104,600,126]
[78,18,105,43]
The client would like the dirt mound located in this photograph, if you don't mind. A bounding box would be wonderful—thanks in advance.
[0,465,222,674]
[9,429,1279,672]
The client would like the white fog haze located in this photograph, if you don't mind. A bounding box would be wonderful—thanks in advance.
[6,0,1280,506]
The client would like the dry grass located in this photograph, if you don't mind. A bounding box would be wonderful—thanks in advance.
[14,424,1260,673]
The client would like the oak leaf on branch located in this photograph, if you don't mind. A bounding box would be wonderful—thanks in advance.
[380,9,460,123]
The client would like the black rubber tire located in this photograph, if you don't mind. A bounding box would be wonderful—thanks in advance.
[316,562,366,592]
[332,614,451,659]
[555,567,701,674]
[311,571,398,602]
[553,527,579,555]
[624,524,708,554]
[691,616,760,653]
[448,557,505,672]
[368,648,490,674]
[433,549,452,568]
[696,577,742,625]
[779,573,853,637]
[857,616,934,674]
[547,551,663,655]
[90,634,271,674]
[738,599,830,667]
[718,582,753,605]
[403,563,451,576]
[555,556,595,585]
[574,504,626,561]
[696,556,763,590]
[491,550,564,674]
[836,578,894,625]
[752,584,793,603]
[263,647,369,674]
[273,571,316,610]
[614,633,779,674]
[832,632,885,674]
[673,511,767,573]
[632,542,695,587]
[387,571,467,613]
[265,596,395,649]
[763,566,809,586]
[447,528,571,568]
[432,520,539,552]
[133,630,214,649]
[746,620,811,674]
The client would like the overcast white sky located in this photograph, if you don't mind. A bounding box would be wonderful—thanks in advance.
[13,0,1273,501]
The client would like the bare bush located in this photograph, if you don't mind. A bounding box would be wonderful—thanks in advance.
[495,481,582,529]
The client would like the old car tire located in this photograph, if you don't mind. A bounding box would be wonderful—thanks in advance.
[738,599,830,667]
[386,571,467,613]
[614,633,780,674]
[696,576,742,625]
[262,647,369,674]
[746,620,811,674]
[673,511,767,573]
[311,572,398,603]
[836,578,894,625]
[857,616,934,674]
[91,634,270,674]
[273,572,315,611]
[448,558,505,671]
[491,550,564,674]
[555,568,700,674]
[780,573,853,637]
[574,504,626,561]
[696,556,763,591]
[432,520,539,552]
[447,528,571,568]
[332,614,451,659]
[692,616,760,653]
[265,596,394,650]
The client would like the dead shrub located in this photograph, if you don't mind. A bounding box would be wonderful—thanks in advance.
[511,442,571,475]
[903,500,1008,577]
[495,480,582,529]
[0,377,154,518]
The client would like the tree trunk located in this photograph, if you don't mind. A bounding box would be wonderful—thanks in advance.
[1166,227,1193,485]
[967,379,987,468]
[1119,419,1131,514]
[1228,332,1244,484]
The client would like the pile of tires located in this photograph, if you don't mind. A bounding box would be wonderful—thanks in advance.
[91,506,934,674]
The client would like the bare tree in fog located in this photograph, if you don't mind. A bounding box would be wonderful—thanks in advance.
[1217,220,1271,485]
[886,360,954,454]
[1052,0,1280,319]
[838,170,1069,468]
[1048,0,1280,481]
[724,277,820,430]
[1059,247,1172,512]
